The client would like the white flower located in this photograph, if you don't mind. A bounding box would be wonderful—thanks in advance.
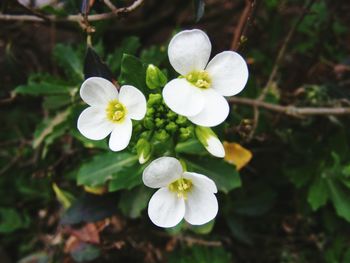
[77,77,146,152]
[163,29,249,127]
[143,157,218,228]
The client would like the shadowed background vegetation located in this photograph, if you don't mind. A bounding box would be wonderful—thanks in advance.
[1,0,350,262]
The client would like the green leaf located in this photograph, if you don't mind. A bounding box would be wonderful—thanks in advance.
[52,183,75,209]
[226,216,253,245]
[119,54,147,93]
[185,156,241,193]
[190,220,215,234]
[107,37,141,73]
[0,208,28,233]
[168,246,231,263]
[118,186,153,219]
[53,44,84,81]
[70,243,100,263]
[15,74,74,96]
[60,194,118,225]
[307,177,329,211]
[175,138,206,155]
[140,45,167,66]
[77,152,138,187]
[328,180,350,222]
[108,164,144,192]
[43,94,72,110]
[33,109,70,149]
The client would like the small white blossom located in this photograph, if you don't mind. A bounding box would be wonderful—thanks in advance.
[163,29,249,127]
[77,77,146,152]
[143,157,218,228]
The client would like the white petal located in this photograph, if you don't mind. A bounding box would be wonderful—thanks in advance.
[163,78,205,117]
[143,157,183,188]
[118,85,146,120]
[188,89,229,127]
[184,186,218,225]
[206,51,249,96]
[108,118,132,151]
[183,172,217,193]
[206,136,225,158]
[148,187,185,228]
[77,106,114,140]
[80,77,118,106]
[168,29,211,75]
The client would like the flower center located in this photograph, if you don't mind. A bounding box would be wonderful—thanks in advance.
[106,100,126,123]
[185,70,211,89]
[168,178,193,199]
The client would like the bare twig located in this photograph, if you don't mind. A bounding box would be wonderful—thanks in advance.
[259,0,317,99]
[103,0,117,11]
[247,0,317,140]
[231,0,256,50]
[0,0,144,22]
[229,97,350,117]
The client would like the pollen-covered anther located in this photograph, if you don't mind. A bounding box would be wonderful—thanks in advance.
[106,100,126,123]
[168,178,193,199]
[185,70,211,89]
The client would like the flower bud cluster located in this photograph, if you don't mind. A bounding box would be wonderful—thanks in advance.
[133,93,194,163]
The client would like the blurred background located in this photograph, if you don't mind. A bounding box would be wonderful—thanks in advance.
[1,0,350,262]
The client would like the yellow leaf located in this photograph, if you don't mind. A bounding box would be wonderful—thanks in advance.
[52,183,75,209]
[84,185,107,195]
[223,142,252,171]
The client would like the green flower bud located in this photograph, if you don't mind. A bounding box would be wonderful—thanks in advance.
[154,130,170,142]
[140,131,152,139]
[147,93,163,106]
[155,117,165,128]
[165,122,178,133]
[146,107,155,117]
[176,115,188,126]
[195,126,225,158]
[143,117,155,130]
[136,138,152,164]
[146,64,168,90]
[166,110,177,120]
[179,126,194,140]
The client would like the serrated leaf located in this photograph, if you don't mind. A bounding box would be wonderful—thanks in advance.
[119,54,146,93]
[184,156,241,193]
[84,46,114,81]
[307,177,329,211]
[77,152,138,187]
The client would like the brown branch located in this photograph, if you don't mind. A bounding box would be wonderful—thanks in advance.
[246,0,316,141]
[231,0,256,51]
[103,0,117,11]
[229,97,350,117]
[0,0,144,22]
[259,0,317,99]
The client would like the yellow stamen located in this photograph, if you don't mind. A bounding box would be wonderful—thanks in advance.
[185,70,211,89]
[168,178,193,199]
[106,100,126,123]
